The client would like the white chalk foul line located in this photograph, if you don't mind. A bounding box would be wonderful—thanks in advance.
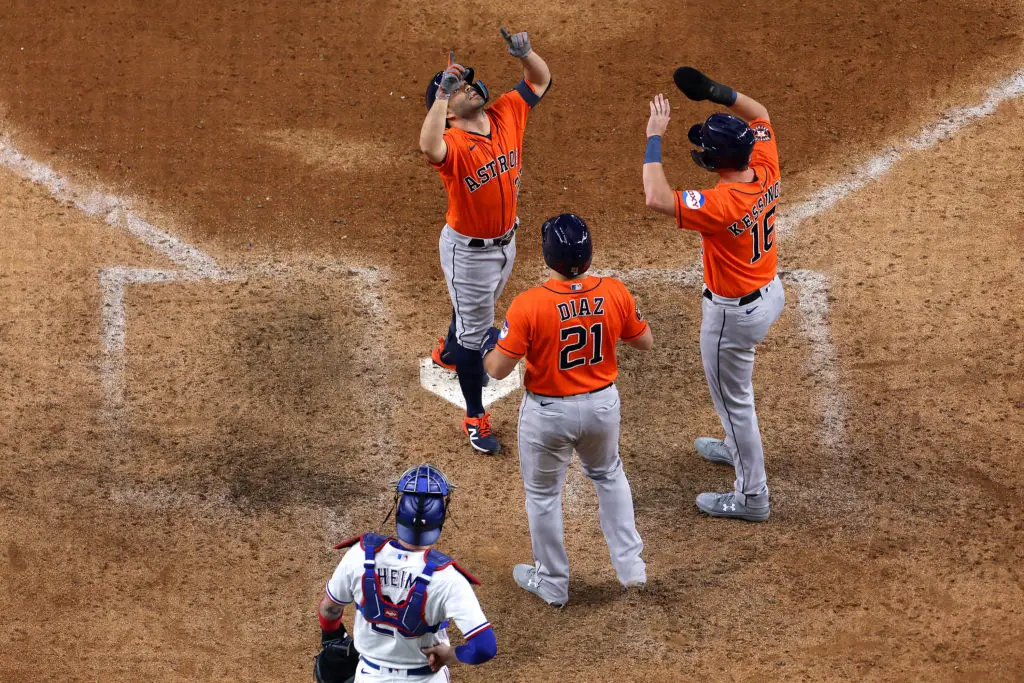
[776,68,1024,235]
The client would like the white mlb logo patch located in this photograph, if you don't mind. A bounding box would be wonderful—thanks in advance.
[571,283,583,291]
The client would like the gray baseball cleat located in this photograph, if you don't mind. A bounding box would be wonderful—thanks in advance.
[696,491,770,522]
[695,437,734,465]
[513,564,566,608]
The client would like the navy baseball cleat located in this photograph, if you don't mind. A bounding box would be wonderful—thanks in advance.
[463,413,501,454]
[694,437,734,465]
[696,491,770,522]
[513,564,565,608]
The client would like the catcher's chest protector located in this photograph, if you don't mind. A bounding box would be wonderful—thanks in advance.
[357,533,450,638]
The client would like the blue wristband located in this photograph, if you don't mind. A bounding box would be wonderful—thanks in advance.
[644,135,662,164]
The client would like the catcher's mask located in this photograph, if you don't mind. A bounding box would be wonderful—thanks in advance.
[384,463,453,546]
[425,67,490,111]
[688,112,755,171]
[542,213,593,278]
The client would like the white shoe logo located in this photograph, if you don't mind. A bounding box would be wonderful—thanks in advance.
[722,502,736,511]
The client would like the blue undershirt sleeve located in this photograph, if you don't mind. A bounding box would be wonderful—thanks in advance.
[513,79,544,108]
[454,627,497,665]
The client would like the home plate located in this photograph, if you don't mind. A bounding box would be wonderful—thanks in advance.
[419,358,522,410]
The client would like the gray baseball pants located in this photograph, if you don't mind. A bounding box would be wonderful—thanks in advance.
[438,224,516,351]
[699,275,785,507]
[517,385,646,604]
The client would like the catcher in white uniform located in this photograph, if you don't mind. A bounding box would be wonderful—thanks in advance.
[315,465,496,682]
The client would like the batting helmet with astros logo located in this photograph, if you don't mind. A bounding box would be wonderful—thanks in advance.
[688,112,755,171]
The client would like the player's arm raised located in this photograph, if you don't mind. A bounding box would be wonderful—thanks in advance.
[642,94,675,216]
[419,56,466,164]
[673,67,769,123]
[500,28,551,97]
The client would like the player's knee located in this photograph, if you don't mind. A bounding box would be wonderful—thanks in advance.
[582,459,622,482]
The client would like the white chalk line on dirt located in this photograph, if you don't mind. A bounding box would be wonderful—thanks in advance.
[0,141,391,532]
[776,67,1024,234]
[0,138,390,476]
[0,140,231,418]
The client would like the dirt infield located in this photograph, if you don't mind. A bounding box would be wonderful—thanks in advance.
[1,1,1022,681]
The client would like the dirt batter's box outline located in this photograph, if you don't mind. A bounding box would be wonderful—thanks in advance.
[0,67,1020,438]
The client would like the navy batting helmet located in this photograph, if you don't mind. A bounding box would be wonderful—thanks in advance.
[688,113,755,171]
[425,67,489,111]
[393,464,452,546]
[542,213,593,278]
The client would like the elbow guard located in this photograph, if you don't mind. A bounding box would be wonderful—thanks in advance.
[455,627,497,665]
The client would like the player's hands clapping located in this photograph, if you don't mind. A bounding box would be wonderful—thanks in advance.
[647,94,671,138]
[500,27,532,58]
[438,51,467,100]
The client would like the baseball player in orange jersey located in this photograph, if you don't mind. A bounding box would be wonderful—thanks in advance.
[481,214,652,607]
[420,29,551,455]
[642,67,785,522]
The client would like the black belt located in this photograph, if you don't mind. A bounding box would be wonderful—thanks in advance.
[468,227,516,248]
[530,382,614,399]
[703,288,762,306]
[360,657,434,677]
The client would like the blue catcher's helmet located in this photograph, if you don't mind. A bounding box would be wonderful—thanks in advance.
[687,113,755,171]
[393,463,453,546]
[542,213,593,278]
[424,67,489,111]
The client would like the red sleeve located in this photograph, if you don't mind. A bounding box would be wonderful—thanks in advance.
[616,281,649,341]
[495,295,529,359]
[674,188,729,235]
[747,118,779,176]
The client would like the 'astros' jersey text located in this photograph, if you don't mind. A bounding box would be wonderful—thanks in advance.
[431,80,542,239]
[674,117,781,298]
[497,276,648,396]
[325,540,491,669]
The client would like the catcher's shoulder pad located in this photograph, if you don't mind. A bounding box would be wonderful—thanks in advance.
[333,536,361,551]
[333,532,390,551]
[427,548,481,586]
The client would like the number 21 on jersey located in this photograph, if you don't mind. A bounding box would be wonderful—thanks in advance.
[559,323,604,370]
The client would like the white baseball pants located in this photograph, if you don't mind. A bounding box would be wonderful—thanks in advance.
[438,224,516,350]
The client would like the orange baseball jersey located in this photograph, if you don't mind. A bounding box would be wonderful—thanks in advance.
[430,80,542,239]
[496,276,648,397]
[674,117,781,298]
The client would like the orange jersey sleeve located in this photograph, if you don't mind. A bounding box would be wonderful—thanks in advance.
[428,81,542,239]
[674,118,782,298]
[487,80,540,132]
[747,118,779,177]
[498,276,647,397]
